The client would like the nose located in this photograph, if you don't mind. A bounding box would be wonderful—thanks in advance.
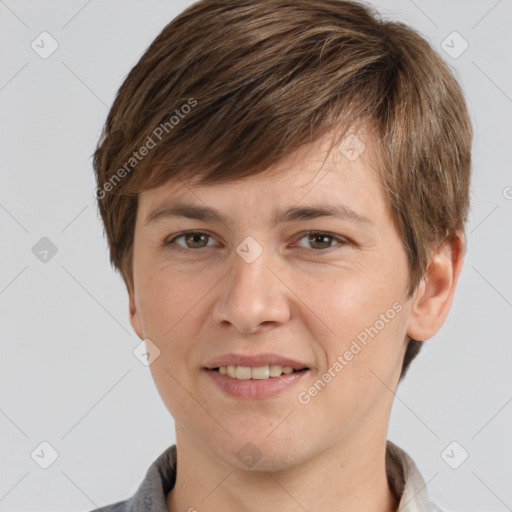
[211,243,291,335]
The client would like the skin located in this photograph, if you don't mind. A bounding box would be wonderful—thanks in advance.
[128,126,465,512]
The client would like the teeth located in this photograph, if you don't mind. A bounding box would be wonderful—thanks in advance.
[216,364,300,379]
[236,366,252,379]
[248,366,269,379]
[269,364,283,377]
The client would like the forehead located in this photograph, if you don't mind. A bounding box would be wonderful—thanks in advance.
[137,125,386,224]
[144,123,380,191]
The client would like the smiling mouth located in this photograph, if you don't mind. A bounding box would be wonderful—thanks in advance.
[210,365,309,380]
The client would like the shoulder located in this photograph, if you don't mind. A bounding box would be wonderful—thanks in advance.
[88,445,177,512]
[386,440,447,512]
[88,500,130,512]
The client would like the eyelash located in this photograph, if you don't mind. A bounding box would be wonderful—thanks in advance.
[163,230,349,254]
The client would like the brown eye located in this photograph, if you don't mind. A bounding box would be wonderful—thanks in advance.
[309,233,333,249]
[183,232,210,248]
[295,231,347,251]
[165,231,215,250]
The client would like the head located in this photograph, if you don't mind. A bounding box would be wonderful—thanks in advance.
[93,0,472,467]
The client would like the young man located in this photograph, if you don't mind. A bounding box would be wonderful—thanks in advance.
[91,0,472,510]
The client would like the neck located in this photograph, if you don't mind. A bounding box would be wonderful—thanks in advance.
[166,427,399,512]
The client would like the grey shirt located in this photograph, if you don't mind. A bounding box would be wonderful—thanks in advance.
[90,440,444,512]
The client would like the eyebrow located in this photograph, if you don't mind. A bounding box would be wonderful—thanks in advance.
[144,202,373,227]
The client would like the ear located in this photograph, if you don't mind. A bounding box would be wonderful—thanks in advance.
[128,287,144,340]
[406,231,466,341]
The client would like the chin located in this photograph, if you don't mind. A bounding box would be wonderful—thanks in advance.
[211,434,308,472]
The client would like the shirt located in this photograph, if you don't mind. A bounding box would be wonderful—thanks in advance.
[90,440,445,512]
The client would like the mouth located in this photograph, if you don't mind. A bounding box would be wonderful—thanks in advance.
[204,365,310,399]
[209,364,309,380]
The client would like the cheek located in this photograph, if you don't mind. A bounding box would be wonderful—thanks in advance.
[138,262,210,332]
[137,264,210,386]
[295,265,403,346]
[139,263,215,332]
[141,268,211,420]
[297,317,405,436]
[295,271,406,400]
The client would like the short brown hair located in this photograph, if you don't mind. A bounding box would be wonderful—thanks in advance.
[93,0,473,381]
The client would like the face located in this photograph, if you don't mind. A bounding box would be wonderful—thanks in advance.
[129,128,417,470]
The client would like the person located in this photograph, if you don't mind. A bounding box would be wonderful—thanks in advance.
[90,0,472,510]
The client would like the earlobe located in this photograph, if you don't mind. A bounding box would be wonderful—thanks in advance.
[129,291,144,340]
[406,232,465,342]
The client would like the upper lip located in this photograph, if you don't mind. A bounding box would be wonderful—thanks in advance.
[204,352,310,370]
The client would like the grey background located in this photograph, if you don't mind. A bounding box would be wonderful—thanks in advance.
[1,0,511,511]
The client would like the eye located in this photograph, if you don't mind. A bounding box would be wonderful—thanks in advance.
[293,231,348,251]
[164,230,217,251]
[163,230,348,253]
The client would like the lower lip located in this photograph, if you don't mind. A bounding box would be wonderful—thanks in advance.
[205,368,309,399]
